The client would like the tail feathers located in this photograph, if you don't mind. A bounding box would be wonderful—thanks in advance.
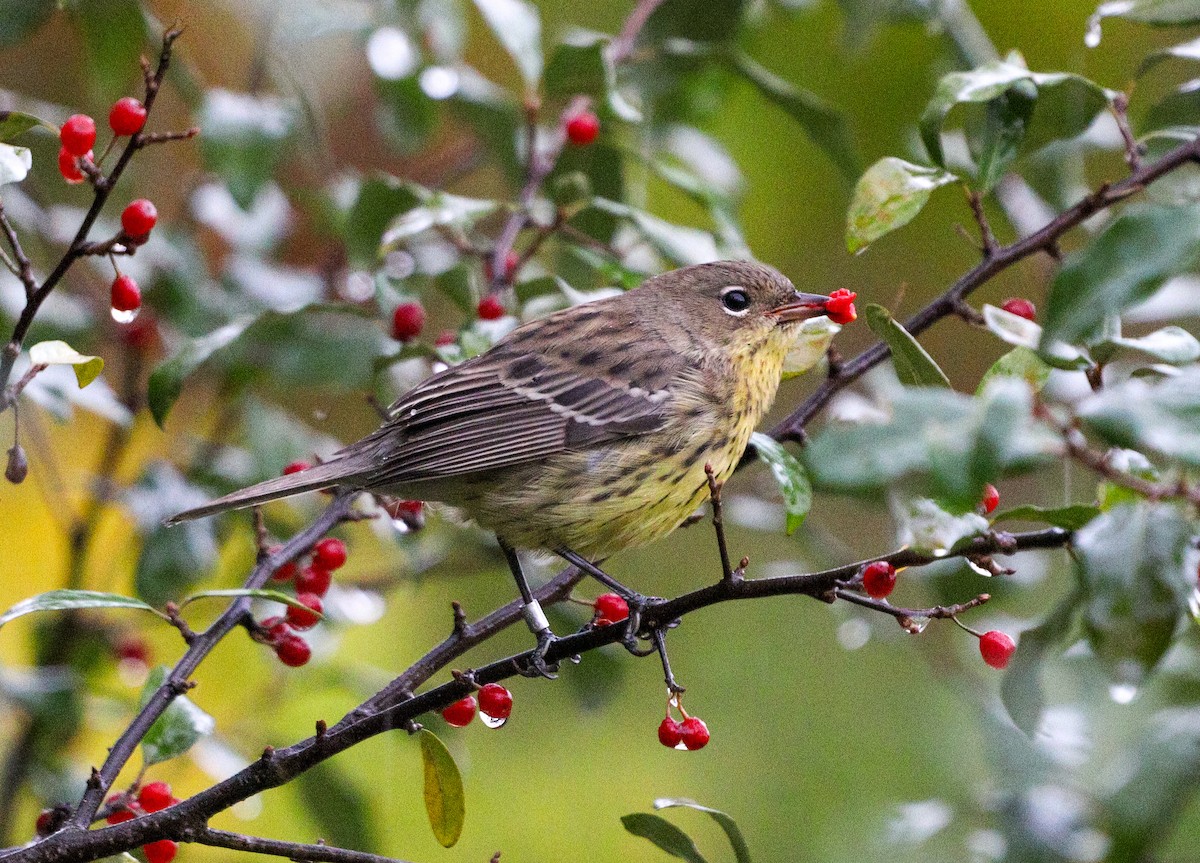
[165,459,361,525]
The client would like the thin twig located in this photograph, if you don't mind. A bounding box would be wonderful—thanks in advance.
[833,589,990,633]
[1111,93,1143,172]
[703,463,734,581]
[190,828,414,863]
[0,200,35,297]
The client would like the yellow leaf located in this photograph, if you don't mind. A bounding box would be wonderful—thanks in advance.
[418,728,464,847]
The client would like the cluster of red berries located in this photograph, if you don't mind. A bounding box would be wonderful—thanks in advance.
[1000,297,1036,321]
[442,682,513,727]
[57,97,147,184]
[102,781,179,863]
[253,469,351,667]
[657,699,710,751]
[824,289,857,325]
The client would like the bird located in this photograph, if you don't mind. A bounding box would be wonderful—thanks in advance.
[168,261,846,673]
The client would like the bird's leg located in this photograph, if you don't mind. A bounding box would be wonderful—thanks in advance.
[497,537,558,679]
[554,547,652,651]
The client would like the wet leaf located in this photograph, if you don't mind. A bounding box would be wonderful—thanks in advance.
[621,813,709,863]
[1041,204,1200,350]
[863,304,950,387]
[472,0,542,89]
[148,317,256,426]
[981,304,1091,370]
[1077,368,1200,466]
[1075,502,1192,686]
[991,504,1101,529]
[0,109,55,142]
[977,347,1052,394]
[544,35,609,100]
[845,157,956,253]
[653,799,751,863]
[344,174,422,265]
[418,728,465,847]
[180,589,323,620]
[750,433,812,534]
[29,340,104,388]
[1093,326,1200,366]
[1088,0,1200,50]
[1138,33,1200,76]
[0,590,162,630]
[198,89,297,209]
[1000,589,1080,734]
[69,0,148,102]
[140,666,215,765]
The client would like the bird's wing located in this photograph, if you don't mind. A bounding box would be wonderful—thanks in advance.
[344,344,675,486]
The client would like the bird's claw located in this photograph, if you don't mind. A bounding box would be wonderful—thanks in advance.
[522,629,560,679]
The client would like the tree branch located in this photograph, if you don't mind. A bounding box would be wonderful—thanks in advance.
[189,828,415,863]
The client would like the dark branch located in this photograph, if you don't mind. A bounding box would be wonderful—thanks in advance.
[190,828,415,863]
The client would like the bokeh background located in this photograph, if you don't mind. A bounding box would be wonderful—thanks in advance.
[2,1,1199,861]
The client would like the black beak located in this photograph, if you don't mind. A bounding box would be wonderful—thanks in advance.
[768,292,833,324]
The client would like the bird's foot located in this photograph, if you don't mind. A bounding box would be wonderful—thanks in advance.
[521,629,560,679]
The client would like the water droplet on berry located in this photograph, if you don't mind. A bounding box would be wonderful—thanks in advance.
[480,713,507,729]
[904,615,930,634]
[674,740,689,751]
[1109,683,1137,705]
[391,518,413,535]
[111,306,140,324]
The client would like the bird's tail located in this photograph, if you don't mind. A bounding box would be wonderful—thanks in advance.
[165,458,362,525]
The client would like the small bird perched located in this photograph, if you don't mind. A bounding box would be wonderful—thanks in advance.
[169,261,850,671]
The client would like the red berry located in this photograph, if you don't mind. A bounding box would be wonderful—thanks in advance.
[979,630,1016,669]
[115,635,151,665]
[484,250,520,283]
[981,483,1000,514]
[137,782,174,813]
[477,683,512,719]
[60,114,96,156]
[434,330,457,347]
[593,593,629,623]
[1000,297,1036,321]
[121,199,157,238]
[442,695,477,727]
[566,110,600,146]
[35,809,57,837]
[110,275,141,312]
[394,499,423,517]
[295,564,332,597]
[476,294,506,320]
[105,795,137,825]
[143,840,177,863]
[258,616,291,643]
[282,460,311,476]
[824,289,857,325]
[657,717,683,748]
[118,314,158,350]
[58,146,87,184]
[861,561,897,599]
[680,716,710,750]
[391,302,426,342]
[268,546,299,582]
[109,97,147,136]
[313,537,347,570]
[275,633,312,667]
[286,593,323,630]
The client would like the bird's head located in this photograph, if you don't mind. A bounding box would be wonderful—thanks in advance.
[639,260,852,361]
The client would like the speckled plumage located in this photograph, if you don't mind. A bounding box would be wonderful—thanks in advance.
[169,261,829,559]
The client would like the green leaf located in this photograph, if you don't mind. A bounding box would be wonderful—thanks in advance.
[0,110,55,142]
[1088,0,1200,50]
[139,666,215,766]
[845,157,956,253]
[991,504,1101,529]
[592,198,718,265]
[981,304,1091,370]
[621,813,709,863]
[418,728,465,848]
[375,75,437,155]
[344,174,423,265]
[148,317,256,426]
[0,0,54,48]
[646,0,747,43]
[68,0,148,102]
[433,264,477,314]
[0,590,162,630]
[730,52,860,181]
[920,55,1112,168]
[653,799,751,863]
[977,347,1052,395]
[544,35,609,100]
[1041,204,1200,349]
[198,89,297,210]
[975,81,1037,192]
[28,340,104,388]
[180,589,323,620]
[895,497,989,555]
[863,304,951,387]
[0,143,31,185]
[1077,368,1200,466]
[1093,326,1200,366]
[472,0,542,90]
[750,433,812,534]
[1138,34,1200,76]
[1075,502,1193,686]
[1000,588,1080,734]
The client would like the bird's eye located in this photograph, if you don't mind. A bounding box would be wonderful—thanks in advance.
[720,287,751,315]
